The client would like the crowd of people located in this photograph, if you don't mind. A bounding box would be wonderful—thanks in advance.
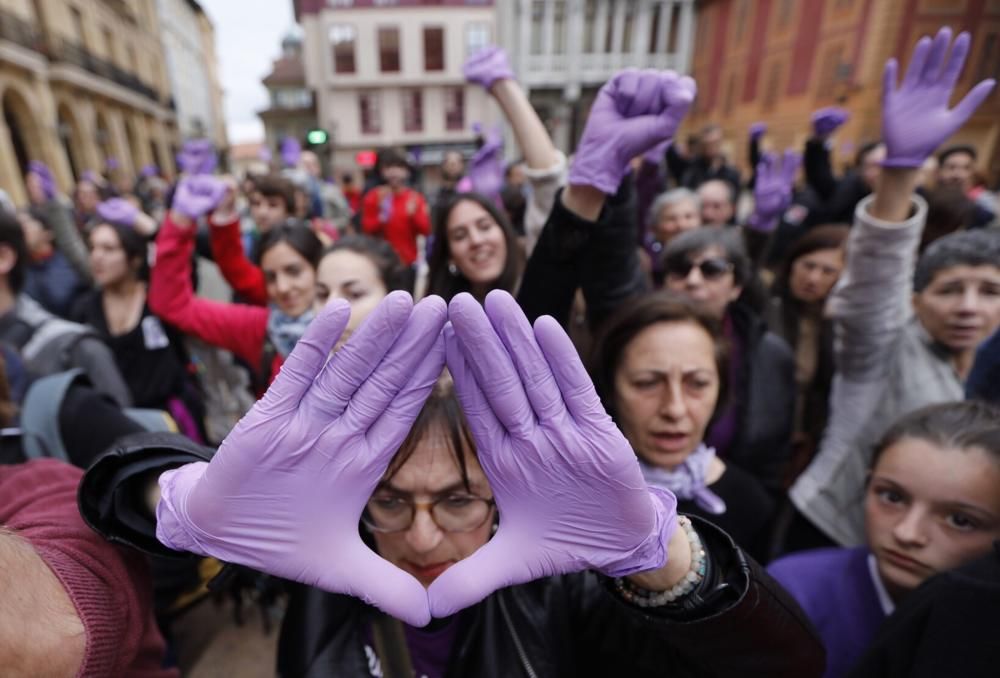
[1,26,999,678]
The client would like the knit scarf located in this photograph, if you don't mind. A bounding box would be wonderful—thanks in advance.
[639,444,727,515]
[267,306,315,358]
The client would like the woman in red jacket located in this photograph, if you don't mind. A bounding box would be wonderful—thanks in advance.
[150,176,322,390]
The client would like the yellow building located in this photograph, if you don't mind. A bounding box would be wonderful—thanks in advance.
[0,0,179,205]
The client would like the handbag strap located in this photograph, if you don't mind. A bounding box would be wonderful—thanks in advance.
[371,614,414,678]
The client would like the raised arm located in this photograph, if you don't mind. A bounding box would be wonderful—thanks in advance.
[803,107,850,201]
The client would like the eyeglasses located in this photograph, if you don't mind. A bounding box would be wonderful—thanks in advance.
[362,493,496,534]
[665,257,734,281]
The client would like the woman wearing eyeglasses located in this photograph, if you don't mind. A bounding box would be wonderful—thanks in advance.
[660,227,796,496]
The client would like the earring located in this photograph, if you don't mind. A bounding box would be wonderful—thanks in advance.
[448,262,458,276]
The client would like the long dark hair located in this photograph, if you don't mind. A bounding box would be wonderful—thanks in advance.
[771,224,849,304]
[426,192,524,302]
[589,291,730,425]
[258,219,323,270]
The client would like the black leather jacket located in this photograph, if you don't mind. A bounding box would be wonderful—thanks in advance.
[80,432,824,678]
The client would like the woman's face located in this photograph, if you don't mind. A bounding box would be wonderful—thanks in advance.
[613,321,720,470]
[789,247,844,304]
[912,265,1000,353]
[664,246,742,319]
[314,249,388,349]
[370,431,494,588]
[446,200,508,290]
[865,438,1000,600]
[653,198,701,244]
[261,242,316,317]
[89,224,136,288]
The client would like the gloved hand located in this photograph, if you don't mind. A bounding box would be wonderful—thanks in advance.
[467,124,504,200]
[464,46,515,90]
[882,27,995,168]
[177,138,217,176]
[96,198,139,227]
[811,107,850,137]
[156,292,448,627]
[429,291,678,617]
[642,138,671,166]
[281,137,302,168]
[140,164,159,178]
[568,69,697,194]
[749,122,768,142]
[26,161,56,202]
[747,149,801,232]
[172,175,228,220]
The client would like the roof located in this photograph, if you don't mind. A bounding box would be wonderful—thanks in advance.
[230,141,265,161]
[262,55,306,86]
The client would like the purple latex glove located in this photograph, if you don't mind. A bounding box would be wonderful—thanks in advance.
[568,69,697,194]
[258,146,273,164]
[882,27,995,168]
[749,122,768,142]
[468,124,504,200]
[26,161,56,201]
[156,292,448,627]
[463,46,515,90]
[96,198,139,227]
[172,175,228,220]
[281,137,302,168]
[642,138,671,166]
[177,138,217,176]
[106,157,119,171]
[811,107,850,137]
[140,164,159,178]
[429,291,678,617]
[747,149,801,232]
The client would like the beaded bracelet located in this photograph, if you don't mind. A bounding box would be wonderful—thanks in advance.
[613,515,707,607]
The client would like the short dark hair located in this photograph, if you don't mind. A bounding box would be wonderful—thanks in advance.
[0,208,28,293]
[88,222,151,281]
[426,192,524,302]
[378,148,410,172]
[324,235,407,292]
[251,174,296,212]
[663,226,751,287]
[913,229,1000,292]
[937,144,977,165]
[258,220,323,270]
[589,291,730,425]
[772,224,849,301]
[873,400,1000,469]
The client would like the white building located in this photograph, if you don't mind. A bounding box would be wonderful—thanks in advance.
[498,0,697,150]
[295,0,498,181]
[156,0,227,148]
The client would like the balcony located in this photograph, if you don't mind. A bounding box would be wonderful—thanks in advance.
[0,7,44,53]
[46,37,164,105]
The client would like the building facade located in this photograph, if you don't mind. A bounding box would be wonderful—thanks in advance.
[156,0,226,149]
[258,33,318,162]
[687,0,1000,183]
[498,0,697,151]
[0,0,179,204]
[294,0,498,181]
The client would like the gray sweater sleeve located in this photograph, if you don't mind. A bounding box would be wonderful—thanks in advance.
[40,199,93,283]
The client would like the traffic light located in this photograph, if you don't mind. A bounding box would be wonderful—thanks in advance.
[306,128,329,145]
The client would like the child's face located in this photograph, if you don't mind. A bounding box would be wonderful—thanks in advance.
[865,437,1000,600]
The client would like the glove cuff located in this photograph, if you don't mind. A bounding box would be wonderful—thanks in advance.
[600,487,678,577]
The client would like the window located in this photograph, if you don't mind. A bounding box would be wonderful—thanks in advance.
[649,2,662,54]
[763,63,783,111]
[359,92,381,134]
[553,1,566,54]
[329,24,356,74]
[777,0,794,28]
[273,89,312,109]
[103,27,115,63]
[605,0,616,52]
[379,27,400,73]
[530,1,545,55]
[621,3,635,53]
[583,0,598,53]
[444,87,465,131]
[403,89,423,132]
[424,27,444,71]
[466,22,491,57]
[71,6,86,45]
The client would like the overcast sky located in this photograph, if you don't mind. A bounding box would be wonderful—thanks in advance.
[199,0,297,144]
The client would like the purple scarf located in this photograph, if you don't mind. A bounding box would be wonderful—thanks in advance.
[638,444,727,515]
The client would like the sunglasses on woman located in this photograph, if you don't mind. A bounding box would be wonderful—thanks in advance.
[665,257,734,281]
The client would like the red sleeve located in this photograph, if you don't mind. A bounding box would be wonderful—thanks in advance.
[0,459,177,678]
[361,189,383,235]
[207,216,267,306]
[412,191,431,236]
[150,213,269,367]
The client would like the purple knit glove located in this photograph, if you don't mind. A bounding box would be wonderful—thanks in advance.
[882,27,995,168]
[749,122,768,142]
[177,139,217,176]
[464,46,515,90]
[428,292,678,617]
[27,161,56,201]
[156,293,448,627]
[811,107,850,137]
[96,198,139,227]
[747,149,801,232]
[468,124,504,200]
[281,137,302,168]
[568,69,696,194]
[173,175,228,220]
